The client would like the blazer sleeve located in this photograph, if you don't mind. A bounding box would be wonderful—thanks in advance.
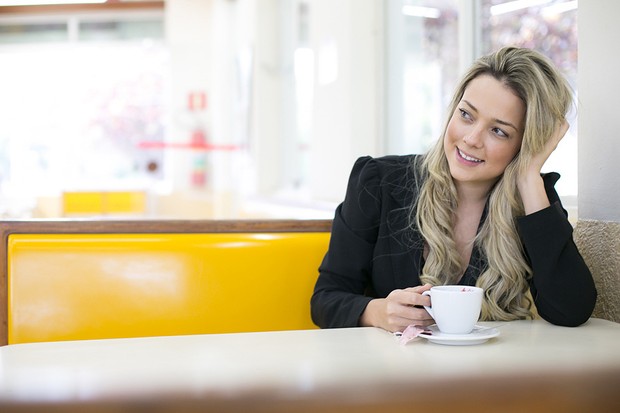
[310,156,382,328]
[517,173,597,327]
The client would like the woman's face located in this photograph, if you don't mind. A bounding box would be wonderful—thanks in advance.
[444,74,525,193]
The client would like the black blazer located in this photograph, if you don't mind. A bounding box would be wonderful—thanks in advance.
[311,155,597,328]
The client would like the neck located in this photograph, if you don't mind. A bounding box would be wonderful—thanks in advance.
[454,181,493,206]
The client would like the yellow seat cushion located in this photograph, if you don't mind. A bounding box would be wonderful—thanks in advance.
[7,232,329,344]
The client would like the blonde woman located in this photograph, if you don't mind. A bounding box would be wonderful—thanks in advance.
[311,47,596,332]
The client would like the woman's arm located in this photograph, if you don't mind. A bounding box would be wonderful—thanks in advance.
[515,120,596,326]
[311,156,381,328]
[517,202,597,326]
[310,156,434,331]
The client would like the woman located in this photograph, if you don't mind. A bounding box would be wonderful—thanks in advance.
[310,46,597,332]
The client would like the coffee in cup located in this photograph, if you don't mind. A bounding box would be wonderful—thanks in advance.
[422,286,483,334]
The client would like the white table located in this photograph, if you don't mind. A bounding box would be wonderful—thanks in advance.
[1,319,619,413]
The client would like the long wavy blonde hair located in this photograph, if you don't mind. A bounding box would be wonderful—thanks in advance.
[412,47,573,321]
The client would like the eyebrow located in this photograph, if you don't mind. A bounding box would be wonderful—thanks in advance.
[462,99,520,132]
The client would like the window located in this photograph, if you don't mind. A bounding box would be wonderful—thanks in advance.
[0,11,166,217]
[480,0,578,199]
[386,0,459,155]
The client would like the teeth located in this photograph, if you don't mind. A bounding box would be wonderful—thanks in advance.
[458,148,482,163]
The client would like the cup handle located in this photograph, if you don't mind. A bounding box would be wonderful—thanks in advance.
[422,290,433,318]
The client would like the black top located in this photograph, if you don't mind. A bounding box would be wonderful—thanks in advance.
[311,155,597,328]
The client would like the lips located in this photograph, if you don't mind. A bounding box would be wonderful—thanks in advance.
[457,147,483,163]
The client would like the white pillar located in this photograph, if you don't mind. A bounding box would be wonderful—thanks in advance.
[578,1,620,222]
[575,0,620,323]
[309,0,383,202]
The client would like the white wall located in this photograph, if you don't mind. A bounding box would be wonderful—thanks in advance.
[165,0,213,192]
[165,0,256,217]
[578,1,620,222]
[575,0,620,324]
[252,0,296,194]
[308,0,384,202]
[250,0,385,204]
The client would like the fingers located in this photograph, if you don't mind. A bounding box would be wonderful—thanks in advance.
[386,307,435,332]
[383,286,435,332]
[405,283,433,293]
[550,119,569,148]
[400,285,432,306]
[526,119,569,176]
[389,290,426,307]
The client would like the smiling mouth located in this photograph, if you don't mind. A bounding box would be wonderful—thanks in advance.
[457,147,483,163]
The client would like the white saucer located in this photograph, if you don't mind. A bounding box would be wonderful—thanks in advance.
[418,325,500,346]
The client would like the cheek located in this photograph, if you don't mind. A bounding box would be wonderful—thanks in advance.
[443,122,458,157]
[488,142,521,165]
[506,139,522,160]
[445,117,460,143]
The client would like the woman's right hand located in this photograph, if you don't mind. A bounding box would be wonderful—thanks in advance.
[359,284,434,332]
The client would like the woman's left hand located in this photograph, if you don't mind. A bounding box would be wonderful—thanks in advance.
[527,119,569,176]
[517,120,569,215]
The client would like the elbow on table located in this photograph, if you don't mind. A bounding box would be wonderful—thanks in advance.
[310,292,329,329]
[538,289,598,327]
[540,312,590,327]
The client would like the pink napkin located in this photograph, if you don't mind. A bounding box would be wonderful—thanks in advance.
[397,325,431,345]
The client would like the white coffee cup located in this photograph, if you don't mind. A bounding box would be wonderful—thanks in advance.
[422,286,483,334]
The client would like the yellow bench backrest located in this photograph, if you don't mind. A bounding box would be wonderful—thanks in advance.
[2,220,331,345]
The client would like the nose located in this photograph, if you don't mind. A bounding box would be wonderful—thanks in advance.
[462,127,483,148]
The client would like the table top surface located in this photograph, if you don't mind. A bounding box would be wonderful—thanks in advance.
[1,318,620,410]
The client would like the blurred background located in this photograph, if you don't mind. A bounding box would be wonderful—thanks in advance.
[0,0,578,220]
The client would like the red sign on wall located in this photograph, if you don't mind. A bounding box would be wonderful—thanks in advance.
[188,92,207,111]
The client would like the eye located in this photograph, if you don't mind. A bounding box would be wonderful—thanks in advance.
[492,127,509,138]
[459,108,472,121]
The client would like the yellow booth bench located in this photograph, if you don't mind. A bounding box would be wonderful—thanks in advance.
[0,219,332,345]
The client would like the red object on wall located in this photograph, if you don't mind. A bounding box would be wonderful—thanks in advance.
[191,129,206,145]
[191,169,206,187]
[188,92,207,111]
[137,141,240,151]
